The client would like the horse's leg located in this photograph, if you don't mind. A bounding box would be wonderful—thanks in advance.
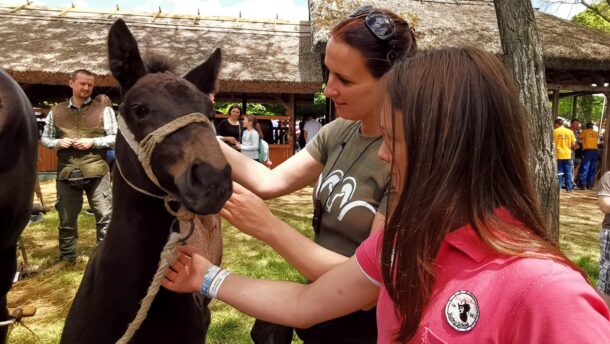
[0,244,17,344]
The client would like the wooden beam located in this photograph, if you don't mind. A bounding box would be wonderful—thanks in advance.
[192,9,201,25]
[9,1,31,13]
[106,4,120,19]
[572,96,578,119]
[241,93,247,115]
[602,93,610,173]
[151,6,162,23]
[552,90,560,117]
[57,2,75,16]
[556,91,600,99]
[547,83,610,93]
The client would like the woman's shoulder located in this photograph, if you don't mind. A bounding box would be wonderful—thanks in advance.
[504,258,610,340]
[317,118,359,140]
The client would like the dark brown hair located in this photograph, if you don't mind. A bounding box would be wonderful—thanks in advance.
[95,94,112,107]
[331,8,417,79]
[381,47,582,341]
[227,104,242,116]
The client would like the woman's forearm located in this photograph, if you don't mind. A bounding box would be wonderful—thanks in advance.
[264,217,349,281]
[216,257,379,328]
[219,142,323,199]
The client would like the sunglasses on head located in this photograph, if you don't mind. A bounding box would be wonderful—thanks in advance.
[349,5,396,41]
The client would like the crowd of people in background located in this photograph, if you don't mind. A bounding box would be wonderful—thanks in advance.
[554,117,603,192]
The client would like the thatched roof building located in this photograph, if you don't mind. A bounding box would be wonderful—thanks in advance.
[0,3,322,95]
[310,0,610,89]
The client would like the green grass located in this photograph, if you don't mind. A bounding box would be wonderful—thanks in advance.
[7,188,313,343]
[6,187,604,343]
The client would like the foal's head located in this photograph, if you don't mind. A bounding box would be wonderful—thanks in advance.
[108,19,231,215]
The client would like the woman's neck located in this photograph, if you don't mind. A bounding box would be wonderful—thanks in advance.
[228,118,239,125]
[359,114,382,137]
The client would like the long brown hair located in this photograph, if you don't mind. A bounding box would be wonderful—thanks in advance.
[381,47,582,341]
[331,8,417,79]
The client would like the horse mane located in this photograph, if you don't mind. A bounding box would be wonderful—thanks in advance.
[143,52,175,74]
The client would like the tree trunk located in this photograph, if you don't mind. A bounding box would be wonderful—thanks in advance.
[494,0,559,241]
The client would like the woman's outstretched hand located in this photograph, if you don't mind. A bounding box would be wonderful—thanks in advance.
[162,245,211,294]
[220,182,280,242]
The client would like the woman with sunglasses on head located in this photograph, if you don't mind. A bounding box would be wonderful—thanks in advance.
[216,6,416,343]
[164,46,610,343]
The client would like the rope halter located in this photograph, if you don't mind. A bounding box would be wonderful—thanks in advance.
[116,112,213,222]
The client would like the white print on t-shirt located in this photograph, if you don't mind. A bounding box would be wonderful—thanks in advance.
[316,170,376,221]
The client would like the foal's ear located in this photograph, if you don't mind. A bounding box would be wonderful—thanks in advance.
[184,48,222,95]
[108,19,147,96]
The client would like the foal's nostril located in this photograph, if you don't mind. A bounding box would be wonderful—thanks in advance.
[185,161,231,196]
[186,161,204,188]
[180,162,232,214]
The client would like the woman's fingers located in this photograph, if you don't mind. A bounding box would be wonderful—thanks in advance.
[165,269,178,282]
[177,245,201,256]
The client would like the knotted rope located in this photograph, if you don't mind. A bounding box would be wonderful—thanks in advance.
[114,113,211,343]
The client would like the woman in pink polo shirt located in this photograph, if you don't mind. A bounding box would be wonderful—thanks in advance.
[163,47,610,342]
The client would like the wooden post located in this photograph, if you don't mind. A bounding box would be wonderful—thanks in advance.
[552,90,560,117]
[602,93,610,173]
[241,94,247,115]
[287,94,296,153]
[572,96,578,119]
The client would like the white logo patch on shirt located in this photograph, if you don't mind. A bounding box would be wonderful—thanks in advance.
[445,290,479,332]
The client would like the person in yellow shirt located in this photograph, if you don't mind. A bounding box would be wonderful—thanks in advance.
[554,118,577,192]
[578,122,600,189]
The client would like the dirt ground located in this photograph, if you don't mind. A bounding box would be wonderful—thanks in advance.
[558,188,603,262]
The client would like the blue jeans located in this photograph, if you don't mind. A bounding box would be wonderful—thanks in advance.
[579,149,599,188]
[557,159,573,191]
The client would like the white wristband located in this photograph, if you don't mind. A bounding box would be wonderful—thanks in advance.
[208,269,231,299]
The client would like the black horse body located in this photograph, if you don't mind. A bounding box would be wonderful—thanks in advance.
[61,19,231,343]
[61,167,210,343]
[0,68,37,343]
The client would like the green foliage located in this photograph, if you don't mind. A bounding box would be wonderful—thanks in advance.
[572,2,610,33]
[298,84,326,120]
[214,102,287,116]
[551,94,605,124]
[574,256,599,286]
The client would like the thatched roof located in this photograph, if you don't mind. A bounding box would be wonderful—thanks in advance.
[0,4,322,94]
[310,0,610,72]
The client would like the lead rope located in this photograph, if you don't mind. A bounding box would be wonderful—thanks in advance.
[115,231,182,344]
[114,113,210,343]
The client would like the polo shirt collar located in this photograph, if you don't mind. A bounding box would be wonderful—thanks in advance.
[443,208,517,263]
[68,97,92,109]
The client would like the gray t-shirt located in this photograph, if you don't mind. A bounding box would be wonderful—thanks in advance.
[306,118,390,257]
[598,171,610,229]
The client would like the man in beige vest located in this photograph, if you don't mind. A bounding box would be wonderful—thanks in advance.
[41,69,116,264]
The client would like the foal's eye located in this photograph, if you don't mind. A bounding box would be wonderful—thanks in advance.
[132,104,149,116]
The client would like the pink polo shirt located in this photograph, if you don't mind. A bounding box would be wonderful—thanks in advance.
[356,219,610,343]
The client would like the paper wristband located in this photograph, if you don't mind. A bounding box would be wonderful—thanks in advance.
[200,265,221,298]
[208,269,231,299]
